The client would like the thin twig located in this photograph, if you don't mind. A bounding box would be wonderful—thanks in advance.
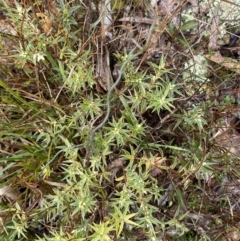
[88,16,158,154]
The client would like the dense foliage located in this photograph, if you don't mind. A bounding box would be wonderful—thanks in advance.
[1,0,240,240]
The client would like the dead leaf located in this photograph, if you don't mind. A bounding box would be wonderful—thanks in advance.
[36,13,52,35]
[0,186,20,204]
[205,51,240,74]
[0,20,17,36]
[211,114,240,155]
[107,158,125,182]
[98,0,112,38]
[95,49,113,91]
[208,10,219,50]
[43,179,65,187]
[107,158,124,171]
[158,0,179,16]
[115,175,125,182]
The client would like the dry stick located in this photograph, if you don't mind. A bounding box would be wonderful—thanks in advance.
[88,17,158,154]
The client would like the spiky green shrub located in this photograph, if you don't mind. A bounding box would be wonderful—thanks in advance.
[0,1,240,241]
